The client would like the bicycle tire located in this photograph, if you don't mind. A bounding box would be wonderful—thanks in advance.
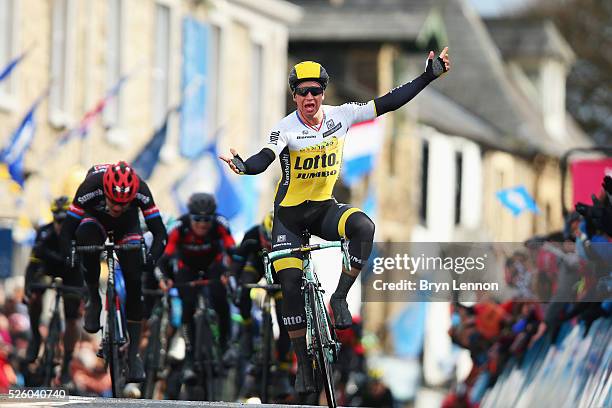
[142,314,161,399]
[261,306,273,403]
[107,290,123,398]
[41,312,61,386]
[195,312,216,401]
[308,284,337,408]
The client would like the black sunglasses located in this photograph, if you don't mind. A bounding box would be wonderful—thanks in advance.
[191,214,213,223]
[294,86,324,97]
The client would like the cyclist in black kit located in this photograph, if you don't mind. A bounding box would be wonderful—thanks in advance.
[24,196,84,383]
[231,211,292,396]
[221,49,451,394]
[156,193,235,384]
[60,161,167,383]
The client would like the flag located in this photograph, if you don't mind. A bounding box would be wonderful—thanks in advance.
[0,49,29,83]
[496,185,540,216]
[132,117,169,180]
[172,131,242,220]
[341,118,383,186]
[56,73,130,147]
[0,94,46,187]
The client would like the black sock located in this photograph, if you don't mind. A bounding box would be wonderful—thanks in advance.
[333,272,356,299]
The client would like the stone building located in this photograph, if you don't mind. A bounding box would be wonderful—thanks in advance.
[0,0,301,275]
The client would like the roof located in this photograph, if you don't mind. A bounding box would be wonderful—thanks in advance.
[416,88,510,149]
[484,18,576,64]
[428,0,567,155]
[288,0,432,41]
[287,0,591,156]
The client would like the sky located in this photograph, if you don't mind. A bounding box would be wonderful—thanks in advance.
[468,0,535,16]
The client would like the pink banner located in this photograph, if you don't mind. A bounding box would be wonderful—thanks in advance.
[570,158,612,206]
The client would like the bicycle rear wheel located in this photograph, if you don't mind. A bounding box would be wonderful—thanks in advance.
[308,284,337,408]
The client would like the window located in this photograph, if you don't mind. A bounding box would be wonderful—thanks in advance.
[104,0,123,128]
[250,42,263,149]
[419,139,429,224]
[454,151,463,225]
[0,0,16,100]
[49,0,75,125]
[152,3,170,129]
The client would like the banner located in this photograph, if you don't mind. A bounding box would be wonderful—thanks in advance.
[0,228,12,278]
[180,17,209,158]
[570,158,612,206]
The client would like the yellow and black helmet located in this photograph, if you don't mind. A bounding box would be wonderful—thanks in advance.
[51,196,71,221]
[288,61,329,93]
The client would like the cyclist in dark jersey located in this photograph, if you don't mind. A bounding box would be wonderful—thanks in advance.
[221,49,451,393]
[59,161,167,383]
[231,211,292,397]
[24,196,84,383]
[156,193,235,383]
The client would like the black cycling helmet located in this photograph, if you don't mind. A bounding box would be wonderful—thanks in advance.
[51,196,70,221]
[288,61,329,93]
[187,193,217,216]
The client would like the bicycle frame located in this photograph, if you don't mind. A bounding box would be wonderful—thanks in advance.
[263,238,350,407]
[72,234,145,398]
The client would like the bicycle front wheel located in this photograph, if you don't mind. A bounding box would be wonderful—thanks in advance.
[107,291,124,398]
[308,284,337,408]
[142,314,161,399]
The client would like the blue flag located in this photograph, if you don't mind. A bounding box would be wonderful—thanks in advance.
[0,96,44,186]
[0,50,28,83]
[132,118,169,180]
[496,185,540,216]
[172,133,242,220]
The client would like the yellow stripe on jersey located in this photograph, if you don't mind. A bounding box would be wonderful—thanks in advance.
[338,208,361,237]
[273,257,303,271]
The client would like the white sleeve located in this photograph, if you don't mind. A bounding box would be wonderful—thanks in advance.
[265,124,288,156]
[341,100,377,127]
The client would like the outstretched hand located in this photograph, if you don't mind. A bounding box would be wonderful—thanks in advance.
[426,46,451,77]
[219,148,242,174]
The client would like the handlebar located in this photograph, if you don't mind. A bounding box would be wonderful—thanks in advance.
[71,238,146,268]
[262,239,351,284]
[243,283,281,291]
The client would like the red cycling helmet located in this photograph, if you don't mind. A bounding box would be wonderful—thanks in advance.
[103,161,140,203]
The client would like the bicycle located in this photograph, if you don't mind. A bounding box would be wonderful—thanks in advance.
[242,282,281,403]
[140,286,174,399]
[180,275,223,401]
[28,277,85,387]
[72,232,146,398]
[263,231,349,408]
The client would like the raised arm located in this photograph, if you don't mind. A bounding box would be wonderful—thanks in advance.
[374,47,450,116]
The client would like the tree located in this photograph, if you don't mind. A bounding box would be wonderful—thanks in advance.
[521,0,612,145]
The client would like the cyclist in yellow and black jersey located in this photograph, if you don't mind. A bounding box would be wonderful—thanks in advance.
[220,48,451,394]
